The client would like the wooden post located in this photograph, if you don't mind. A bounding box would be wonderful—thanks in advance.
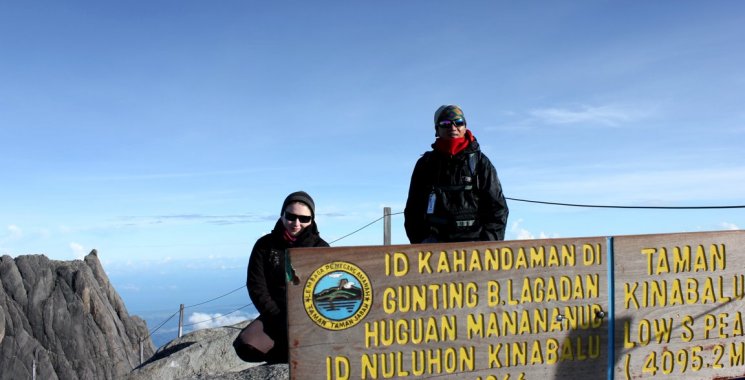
[383,207,391,245]
[178,304,185,338]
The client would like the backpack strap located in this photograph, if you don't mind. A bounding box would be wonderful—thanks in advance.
[467,152,480,188]
[425,150,480,190]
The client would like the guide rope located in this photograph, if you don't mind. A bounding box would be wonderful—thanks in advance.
[145,197,743,343]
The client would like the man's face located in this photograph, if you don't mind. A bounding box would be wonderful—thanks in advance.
[436,118,467,139]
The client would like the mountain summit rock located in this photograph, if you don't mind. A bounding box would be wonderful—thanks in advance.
[127,320,284,380]
[0,250,154,380]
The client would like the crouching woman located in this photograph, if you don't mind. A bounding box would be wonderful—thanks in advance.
[233,191,329,364]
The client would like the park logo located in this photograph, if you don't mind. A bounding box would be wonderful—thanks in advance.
[303,261,373,331]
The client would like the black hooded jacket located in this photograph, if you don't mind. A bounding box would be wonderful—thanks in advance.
[246,219,328,319]
[404,138,509,243]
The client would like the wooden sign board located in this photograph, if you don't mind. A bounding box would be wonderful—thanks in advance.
[612,231,745,379]
[287,230,745,380]
[288,237,610,380]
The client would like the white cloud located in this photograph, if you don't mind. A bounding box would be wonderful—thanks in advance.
[70,242,86,260]
[7,225,23,239]
[720,222,739,230]
[187,311,251,331]
[509,219,558,240]
[530,104,650,127]
[512,166,745,204]
[1,225,24,244]
[75,168,276,182]
[119,284,141,292]
[39,228,51,239]
[515,228,535,240]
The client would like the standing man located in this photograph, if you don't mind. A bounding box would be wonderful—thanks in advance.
[405,105,508,243]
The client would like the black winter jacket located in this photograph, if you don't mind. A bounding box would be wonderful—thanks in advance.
[246,219,329,321]
[404,138,509,243]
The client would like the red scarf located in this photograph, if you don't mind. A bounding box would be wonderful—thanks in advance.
[434,129,474,156]
[283,229,298,244]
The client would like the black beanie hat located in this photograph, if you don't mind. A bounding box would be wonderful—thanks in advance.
[281,191,316,218]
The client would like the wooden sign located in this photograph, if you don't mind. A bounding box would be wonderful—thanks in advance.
[287,230,745,379]
[288,237,610,380]
[612,231,745,379]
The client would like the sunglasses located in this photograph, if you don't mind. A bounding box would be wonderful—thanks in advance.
[284,211,312,223]
[437,118,466,128]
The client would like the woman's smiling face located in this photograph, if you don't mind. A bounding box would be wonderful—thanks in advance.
[282,202,312,236]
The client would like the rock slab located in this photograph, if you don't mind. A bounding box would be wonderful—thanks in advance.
[0,251,154,380]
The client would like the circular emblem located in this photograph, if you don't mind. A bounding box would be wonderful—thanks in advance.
[303,261,373,330]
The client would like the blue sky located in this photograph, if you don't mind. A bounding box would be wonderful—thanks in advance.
[2,2,744,341]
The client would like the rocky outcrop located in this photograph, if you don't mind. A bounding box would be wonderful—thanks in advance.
[0,251,154,380]
[193,364,289,380]
[128,320,287,380]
